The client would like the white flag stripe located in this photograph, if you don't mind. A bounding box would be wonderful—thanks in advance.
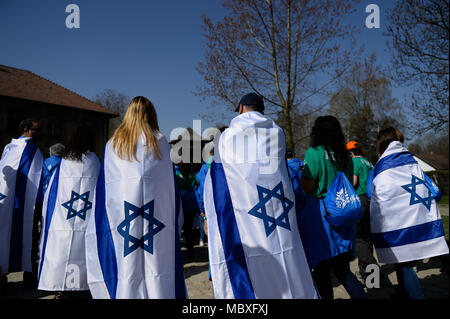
[0,138,42,273]
[85,134,186,299]
[375,236,448,264]
[38,152,100,291]
[204,111,318,299]
[370,141,448,264]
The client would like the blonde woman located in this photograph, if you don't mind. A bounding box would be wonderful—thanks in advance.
[85,96,186,299]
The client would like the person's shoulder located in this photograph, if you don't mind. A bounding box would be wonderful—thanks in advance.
[352,156,362,165]
[85,151,100,163]
[359,156,373,168]
[305,146,325,157]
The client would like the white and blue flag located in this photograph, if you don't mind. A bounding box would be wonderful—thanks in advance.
[38,152,100,291]
[85,133,186,299]
[204,111,318,299]
[370,141,449,264]
[0,137,43,273]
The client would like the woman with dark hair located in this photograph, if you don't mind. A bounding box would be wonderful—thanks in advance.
[299,116,367,299]
[37,125,100,298]
[62,126,95,162]
[370,127,448,299]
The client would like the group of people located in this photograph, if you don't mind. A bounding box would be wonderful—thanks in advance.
[0,93,448,299]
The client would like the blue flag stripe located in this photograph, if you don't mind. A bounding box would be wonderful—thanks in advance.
[210,162,255,299]
[9,140,38,272]
[373,152,417,179]
[173,165,187,299]
[38,164,60,282]
[95,160,119,299]
[372,219,445,249]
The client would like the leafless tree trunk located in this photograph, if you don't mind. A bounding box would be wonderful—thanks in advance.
[196,0,362,154]
[386,0,449,134]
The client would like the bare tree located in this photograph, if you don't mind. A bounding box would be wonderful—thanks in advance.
[329,55,406,163]
[408,132,449,159]
[94,89,130,138]
[275,105,319,158]
[385,0,449,134]
[196,0,362,154]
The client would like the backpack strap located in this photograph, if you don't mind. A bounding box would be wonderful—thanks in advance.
[206,155,213,171]
[324,146,341,173]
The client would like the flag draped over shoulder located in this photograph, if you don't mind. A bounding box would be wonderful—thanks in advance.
[0,137,43,273]
[38,152,100,291]
[204,111,317,299]
[85,134,186,299]
[370,141,449,264]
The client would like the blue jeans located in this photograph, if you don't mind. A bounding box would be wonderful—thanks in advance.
[395,262,425,299]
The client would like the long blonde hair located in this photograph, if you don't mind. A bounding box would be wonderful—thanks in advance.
[111,96,161,161]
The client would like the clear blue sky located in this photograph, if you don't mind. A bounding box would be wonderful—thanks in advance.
[0,0,411,139]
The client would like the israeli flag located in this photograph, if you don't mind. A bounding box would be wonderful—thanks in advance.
[0,137,43,273]
[204,111,318,299]
[85,134,186,299]
[37,152,100,291]
[370,141,449,264]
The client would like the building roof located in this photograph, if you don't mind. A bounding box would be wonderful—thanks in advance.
[413,153,449,170]
[0,64,117,116]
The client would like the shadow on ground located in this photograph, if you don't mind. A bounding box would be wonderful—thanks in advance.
[330,254,449,299]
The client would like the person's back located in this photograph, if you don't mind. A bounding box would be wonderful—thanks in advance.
[85,96,186,299]
[299,116,366,300]
[0,119,43,275]
[370,128,448,263]
[370,127,448,298]
[38,127,99,294]
[39,152,99,291]
[204,93,317,299]
[350,155,373,197]
[302,145,353,198]
[345,141,379,282]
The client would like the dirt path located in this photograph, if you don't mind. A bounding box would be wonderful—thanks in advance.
[2,243,448,299]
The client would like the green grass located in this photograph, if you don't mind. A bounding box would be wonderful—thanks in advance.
[440,195,449,205]
[443,215,449,241]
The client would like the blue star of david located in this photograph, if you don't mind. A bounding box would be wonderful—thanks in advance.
[247,182,294,237]
[117,200,165,257]
[401,175,434,211]
[61,191,92,220]
[0,193,6,201]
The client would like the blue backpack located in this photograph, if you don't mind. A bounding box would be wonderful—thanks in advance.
[322,149,363,228]
[366,169,374,199]
[424,172,442,202]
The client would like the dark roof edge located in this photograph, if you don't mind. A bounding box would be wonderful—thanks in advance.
[412,153,448,170]
[0,64,118,116]
[0,94,119,118]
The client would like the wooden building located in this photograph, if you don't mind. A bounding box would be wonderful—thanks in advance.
[0,64,118,158]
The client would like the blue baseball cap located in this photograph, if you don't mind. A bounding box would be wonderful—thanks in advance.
[235,93,265,112]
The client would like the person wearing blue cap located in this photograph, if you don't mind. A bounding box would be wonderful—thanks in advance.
[203,92,318,299]
[234,92,265,114]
